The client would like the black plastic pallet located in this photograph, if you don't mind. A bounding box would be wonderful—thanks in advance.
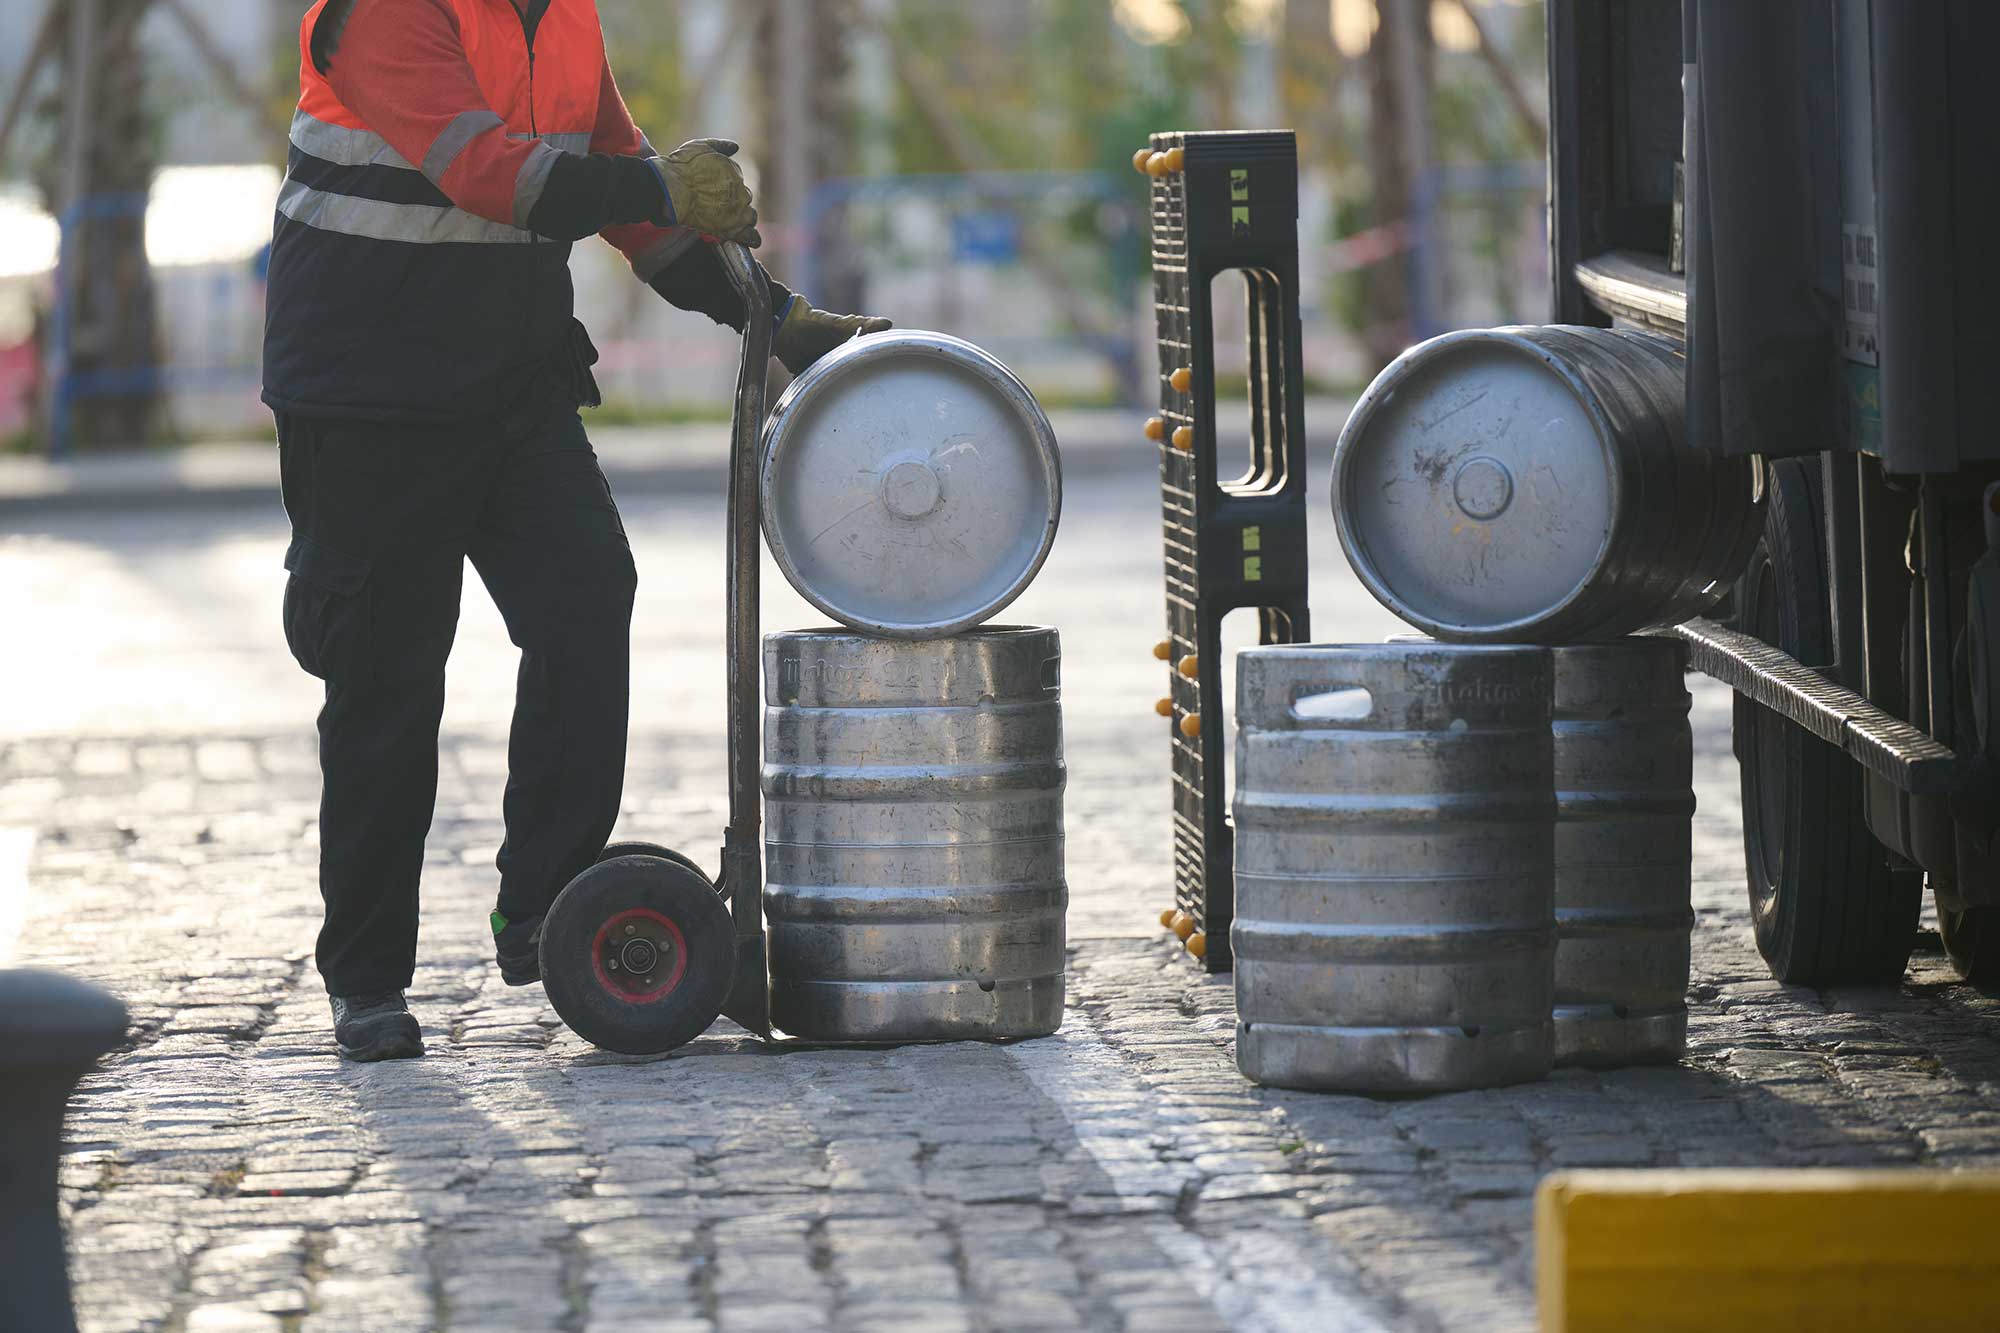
[1148,130,1311,973]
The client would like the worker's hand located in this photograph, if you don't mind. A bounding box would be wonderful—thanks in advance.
[775,299,892,375]
[650,138,761,247]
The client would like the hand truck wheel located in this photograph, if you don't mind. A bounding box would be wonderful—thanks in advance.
[596,841,729,900]
[540,855,736,1055]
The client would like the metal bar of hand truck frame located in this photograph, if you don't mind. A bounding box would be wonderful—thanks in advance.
[716,241,773,1038]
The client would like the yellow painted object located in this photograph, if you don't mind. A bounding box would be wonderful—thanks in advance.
[1185,931,1206,959]
[1152,639,1173,661]
[1144,415,1166,442]
[1537,1169,2000,1333]
[1163,146,1186,172]
[1153,697,1173,718]
[1170,366,1194,392]
[1132,147,1154,174]
[1158,908,1177,929]
[1171,426,1194,452]
[1180,712,1201,739]
[1178,653,1199,678]
[1169,911,1196,942]
[1145,151,1172,177]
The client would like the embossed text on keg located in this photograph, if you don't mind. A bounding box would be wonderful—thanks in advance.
[1439,677,1525,707]
[778,655,870,698]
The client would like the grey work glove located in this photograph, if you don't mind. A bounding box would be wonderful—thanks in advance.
[650,138,761,247]
[774,298,893,375]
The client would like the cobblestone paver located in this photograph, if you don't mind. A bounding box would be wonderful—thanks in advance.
[7,473,2000,1332]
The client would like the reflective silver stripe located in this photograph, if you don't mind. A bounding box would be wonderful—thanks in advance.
[424,109,506,185]
[514,131,592,154]
[292,110,593,171]
[511,141,563,229]
[289,110,416,171]
[630,229,697,282]
[277,176,543,245]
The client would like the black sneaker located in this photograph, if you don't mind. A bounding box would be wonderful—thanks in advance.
[329,990,424,1062]
[492,910,543,986]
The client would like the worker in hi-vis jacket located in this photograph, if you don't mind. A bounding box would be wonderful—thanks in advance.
[263,0,889,1061]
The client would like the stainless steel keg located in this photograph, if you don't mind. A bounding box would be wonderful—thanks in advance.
[1331,325,1763,643]
[761,331,1062,639]
[1232,642,1556,1092]
[1551,638,1694,1067]
[763,627,1067,1041]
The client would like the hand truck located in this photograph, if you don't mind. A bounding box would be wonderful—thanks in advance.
[539,242,773,1052]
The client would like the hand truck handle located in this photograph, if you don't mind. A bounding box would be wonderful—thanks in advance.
[719,240,769,941]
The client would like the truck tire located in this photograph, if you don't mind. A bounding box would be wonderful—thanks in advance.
[1939,904,2000,982]
[1735,458,1920,984]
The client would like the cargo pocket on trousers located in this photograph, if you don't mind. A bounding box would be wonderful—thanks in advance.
[283,535,371,680]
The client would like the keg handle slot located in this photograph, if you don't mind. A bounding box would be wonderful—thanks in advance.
[1290,686,1375,723]
[1041,656,1061,693]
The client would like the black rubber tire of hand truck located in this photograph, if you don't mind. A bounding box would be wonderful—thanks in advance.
[540,855,736,1055]
[1735,457,1921,985]
[597,841,728,899]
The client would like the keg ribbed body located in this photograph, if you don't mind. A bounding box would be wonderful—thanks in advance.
[1552,639,1695,1067]
[763,628,1066,1041]
[1232,643,1556,1092]
[1332,325,1764,643]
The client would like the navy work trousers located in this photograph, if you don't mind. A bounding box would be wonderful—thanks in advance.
[276,387,638,996]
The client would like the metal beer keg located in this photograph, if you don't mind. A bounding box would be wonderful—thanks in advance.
[1551,638,1695,1066]
[763,627,1067,1041]
[1232,642,1556,1092]
[761,331,1062,639]
[1331,325,1763,643]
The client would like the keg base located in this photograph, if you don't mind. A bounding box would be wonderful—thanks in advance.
[1553,1005,1688,1069]
[1236,1019,1552,1094]
[771,976,1063,1043]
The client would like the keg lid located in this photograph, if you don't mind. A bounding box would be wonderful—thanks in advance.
[761,331,1061,639]
[1332,330,1619,640]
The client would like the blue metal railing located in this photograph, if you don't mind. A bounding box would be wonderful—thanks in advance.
[46,189,263,456]
[795,170,1141,394]
[1409,159,1548,340]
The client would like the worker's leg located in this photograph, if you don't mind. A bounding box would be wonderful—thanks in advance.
[277,416,485,994]
[468,390,639,931]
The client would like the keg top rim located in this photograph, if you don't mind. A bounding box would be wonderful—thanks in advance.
[771,623,1056,642]
[760,330,1062,640]
[1243,640,1551,658]
[1330,327,1636,642]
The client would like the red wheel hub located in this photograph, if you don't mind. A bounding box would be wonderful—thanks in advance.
[589,907,688,1004]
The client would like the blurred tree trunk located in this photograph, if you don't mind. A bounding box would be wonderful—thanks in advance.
[755,0,854,301]
[35,0,162,448]
[1282,0,1345,163]
[1183,0,1241,129]
[1363,0,1435,370]
[270,0,305,129]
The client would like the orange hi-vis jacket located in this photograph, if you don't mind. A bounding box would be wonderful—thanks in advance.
[263,0,793,422]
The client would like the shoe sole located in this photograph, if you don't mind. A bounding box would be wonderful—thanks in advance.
[499,964,542,987]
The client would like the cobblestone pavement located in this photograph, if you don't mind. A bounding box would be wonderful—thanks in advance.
[6,453,2000,1333]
